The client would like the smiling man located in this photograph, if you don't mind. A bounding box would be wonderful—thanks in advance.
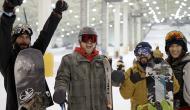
[53,27,112,110]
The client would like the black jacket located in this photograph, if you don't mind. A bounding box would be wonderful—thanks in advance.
[0,12,62,110]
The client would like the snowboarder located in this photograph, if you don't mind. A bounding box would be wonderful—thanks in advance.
[165,30,190,110]
[0,0,68,110]
[119,42,179,110]
[53,27,113,110]
[116,56,125,72]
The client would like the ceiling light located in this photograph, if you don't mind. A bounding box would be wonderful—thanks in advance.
[152,1,157,4]
[61,29,65,32]
[181,2,187,6]
[92,8,97,12]
[149,7,152,10]
[66,22,70,26]
[129,3,134,6]
[143,13,147,16]
[92,17,96,21]
[146,3,150,6]
[74,15,79,18]
[109,4,113,8]
[66,33,70,36]
[155,7,159,10]
[69,10,73,13]
[113,9,116,13]
[142,0,147,2]
[23,0,27,3]
[123,0,128,3]
[61,35,64,38]
[36,22,39,25]
[51,3,55,8]
[16,8,19,13]
[175,1,180,4]
[17,17,20,21]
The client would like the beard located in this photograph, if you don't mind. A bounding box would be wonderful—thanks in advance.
[13,42,30,51]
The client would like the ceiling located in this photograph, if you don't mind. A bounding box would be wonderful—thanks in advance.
[0,0,190,47]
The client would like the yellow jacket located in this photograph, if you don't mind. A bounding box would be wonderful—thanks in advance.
[119,62,180,110]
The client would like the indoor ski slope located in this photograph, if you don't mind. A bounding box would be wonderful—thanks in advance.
[0,24,189,110]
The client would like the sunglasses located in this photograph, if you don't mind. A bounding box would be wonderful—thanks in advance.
[136,47,151,57]
[165,31,184,41]
[81,34,97,43]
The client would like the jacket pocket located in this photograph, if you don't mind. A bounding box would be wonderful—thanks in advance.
[95,62,105,78]
[69,96,86,110]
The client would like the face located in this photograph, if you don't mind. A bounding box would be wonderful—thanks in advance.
[80,40,96,54]
[137,54,151,64]
[15,34,31,49]
[169,44,183,58]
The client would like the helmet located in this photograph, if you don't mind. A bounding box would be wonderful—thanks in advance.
[78,27,97,42]
[11,24,33,43]
[134,42,152,57]
[165,30,187,54]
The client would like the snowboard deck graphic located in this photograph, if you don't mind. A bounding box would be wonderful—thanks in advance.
[14,48,47,110]
[145,60,173,110]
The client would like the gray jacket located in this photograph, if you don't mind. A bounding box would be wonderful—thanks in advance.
[182,53,190,106]
[55,52,109,110]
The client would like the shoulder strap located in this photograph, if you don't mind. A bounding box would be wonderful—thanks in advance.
[102,58,113,110]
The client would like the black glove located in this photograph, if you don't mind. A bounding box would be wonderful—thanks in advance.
[3,0,15,13]
[130,72,145,84]
[5,0,23,7]
[53,87,66,104]
[111,70,125,87]
[54,0,68,14]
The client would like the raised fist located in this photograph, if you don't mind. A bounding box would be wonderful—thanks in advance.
[54,0,68,14]
[7,0,23,7]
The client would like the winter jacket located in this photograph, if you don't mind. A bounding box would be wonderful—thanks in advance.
[55,52,110,110]
[119,61,180,110]
[167,53,190,108]
[0,12,62,110]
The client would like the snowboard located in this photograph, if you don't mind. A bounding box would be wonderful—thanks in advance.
[14,48,51,110]
[145,59,174,110]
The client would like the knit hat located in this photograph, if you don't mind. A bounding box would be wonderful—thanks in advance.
[165,30,187,54]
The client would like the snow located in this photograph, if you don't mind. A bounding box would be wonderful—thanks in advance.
[0,24,190,110]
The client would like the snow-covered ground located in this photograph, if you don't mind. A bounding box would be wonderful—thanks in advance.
[0,24,190,110]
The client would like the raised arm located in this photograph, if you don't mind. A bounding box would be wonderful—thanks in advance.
[0,0,22,76]
[32,0,68,54]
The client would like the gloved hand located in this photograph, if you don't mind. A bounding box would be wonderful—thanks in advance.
[130,72,145,84]
[54,0,68,15]
[111,70,125,87]
[6,0,23,7]
[3,0,13,12]
[53,87,66,104]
